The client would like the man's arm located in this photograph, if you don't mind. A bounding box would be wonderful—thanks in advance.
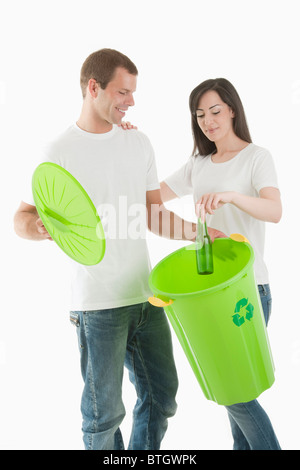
[160,181,178,203]
[14,201,52,241]
[147,189,226,242]
[147,189,196,241]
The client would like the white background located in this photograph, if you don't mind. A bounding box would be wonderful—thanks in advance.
[1,0,299,450]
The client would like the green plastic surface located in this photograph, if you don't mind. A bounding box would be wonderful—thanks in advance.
[149,238,275,405]
[32,162,105,265]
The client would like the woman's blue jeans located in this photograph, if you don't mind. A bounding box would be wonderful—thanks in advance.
[70,302,178,450]
[225,284,281,450]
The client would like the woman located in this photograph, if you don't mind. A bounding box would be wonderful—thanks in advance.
[160,78,282,450]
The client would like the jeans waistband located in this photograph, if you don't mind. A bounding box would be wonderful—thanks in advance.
[258,284,270,295]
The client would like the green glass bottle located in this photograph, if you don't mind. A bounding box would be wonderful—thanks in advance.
[195,216,214,275]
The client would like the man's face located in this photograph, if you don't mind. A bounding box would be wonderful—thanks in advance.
[95,67,137,125]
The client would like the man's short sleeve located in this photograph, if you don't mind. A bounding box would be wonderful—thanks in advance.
[143,134,160,191]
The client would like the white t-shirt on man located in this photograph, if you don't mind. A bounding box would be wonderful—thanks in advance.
[25,124,160,311]
[165,143,279,284]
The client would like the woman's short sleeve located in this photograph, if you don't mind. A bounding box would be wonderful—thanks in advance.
[164,156,195,197]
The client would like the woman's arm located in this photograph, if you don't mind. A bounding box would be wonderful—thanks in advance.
[196,187,282,223]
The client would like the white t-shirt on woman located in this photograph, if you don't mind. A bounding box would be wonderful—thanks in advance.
[165,143,279,284]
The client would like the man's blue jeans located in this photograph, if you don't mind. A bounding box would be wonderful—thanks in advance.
[226,284,281,450]
[70,301,178,450]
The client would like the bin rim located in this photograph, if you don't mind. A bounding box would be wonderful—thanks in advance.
[148,238,255,301]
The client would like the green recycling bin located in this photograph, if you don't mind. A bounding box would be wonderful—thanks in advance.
[148,237,275,406]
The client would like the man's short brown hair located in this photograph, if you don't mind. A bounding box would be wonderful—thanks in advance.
[80,48,138,98]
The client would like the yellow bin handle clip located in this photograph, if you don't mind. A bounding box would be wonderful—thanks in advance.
[148,296,174,307]
[230,233,250,244]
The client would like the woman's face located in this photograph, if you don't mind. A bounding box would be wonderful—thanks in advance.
[196,90,235,143]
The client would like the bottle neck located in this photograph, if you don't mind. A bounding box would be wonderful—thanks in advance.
[197,218,209,238]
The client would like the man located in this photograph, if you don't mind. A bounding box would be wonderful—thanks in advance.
[14,49,186,450]
[14,48,222,450]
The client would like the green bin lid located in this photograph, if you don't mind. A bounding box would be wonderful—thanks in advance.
[32,162,105,265]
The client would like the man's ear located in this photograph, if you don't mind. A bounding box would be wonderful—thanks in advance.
[88,78,99,98]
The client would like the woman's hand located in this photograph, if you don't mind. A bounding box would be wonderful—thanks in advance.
[196,187,282,223]
[194,202,227,241]
[119,121,137,130]
[196,191,235,216]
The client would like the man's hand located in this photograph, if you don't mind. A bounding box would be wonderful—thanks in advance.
[14,201,53,241]
[207,227,227,242]
[36,218,53,240]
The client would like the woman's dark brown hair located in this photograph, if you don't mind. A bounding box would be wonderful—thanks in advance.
[189,78,252,156]
[80,48,138,98]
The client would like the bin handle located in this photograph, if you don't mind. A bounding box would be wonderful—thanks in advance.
[148,296,174,307]
[230,233,250,244]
